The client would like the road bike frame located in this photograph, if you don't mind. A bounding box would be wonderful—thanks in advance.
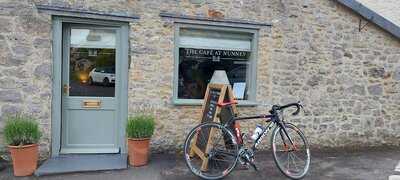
[221,104,299,152]
[184,101,308,180]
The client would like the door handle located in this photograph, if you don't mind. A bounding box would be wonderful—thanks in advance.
[63,84,70,95]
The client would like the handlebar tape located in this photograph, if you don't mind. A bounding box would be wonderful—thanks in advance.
[278,103,301,115]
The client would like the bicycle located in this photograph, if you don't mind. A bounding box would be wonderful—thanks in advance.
[184,101,310,179]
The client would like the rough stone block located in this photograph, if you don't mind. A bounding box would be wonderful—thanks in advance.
[1,104,21,115]
[0,90,22,102]
[0,17,12,32]
[5,56,26,66]
[368,67,385,78]
[394,66,400,81]
[34,63,51,78]
[347,85,366,95]
[367,84,383,95]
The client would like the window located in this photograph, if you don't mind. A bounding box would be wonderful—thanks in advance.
[174,25,258,105]
[68,28,116,97]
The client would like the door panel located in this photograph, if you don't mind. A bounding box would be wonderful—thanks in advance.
[61,24,120,154]
[65,110,116,145]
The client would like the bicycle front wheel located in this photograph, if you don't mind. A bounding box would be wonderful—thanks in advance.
[184,122,239,180]
[271,123,311,179]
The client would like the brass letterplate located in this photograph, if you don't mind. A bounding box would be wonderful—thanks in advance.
[82,100,101,108]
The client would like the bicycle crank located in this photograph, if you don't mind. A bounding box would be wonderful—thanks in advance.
[238,148,258,171]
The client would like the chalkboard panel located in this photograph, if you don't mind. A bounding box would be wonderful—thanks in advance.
[202,89,220,123]
[196,88,220,152]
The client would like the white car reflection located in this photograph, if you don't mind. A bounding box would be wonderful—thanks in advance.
[88,67,115,86]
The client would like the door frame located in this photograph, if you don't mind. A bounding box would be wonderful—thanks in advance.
[51,16,129,157]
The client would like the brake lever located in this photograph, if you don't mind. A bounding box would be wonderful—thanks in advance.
[291,101,303,116]
[292,107,300,116]
[300,104,306,114]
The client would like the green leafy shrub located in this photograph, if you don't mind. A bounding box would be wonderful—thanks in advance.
[126,115,155,139]
[3,115,42,146]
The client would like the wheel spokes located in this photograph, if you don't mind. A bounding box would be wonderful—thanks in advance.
[273,125,310,178]
[185,124,238,179]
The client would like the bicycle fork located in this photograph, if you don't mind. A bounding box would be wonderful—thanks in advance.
[278,122,296,151]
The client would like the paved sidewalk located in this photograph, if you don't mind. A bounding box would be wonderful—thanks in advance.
[0,147,399,180]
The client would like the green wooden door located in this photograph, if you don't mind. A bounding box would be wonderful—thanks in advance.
[60,24,123,154]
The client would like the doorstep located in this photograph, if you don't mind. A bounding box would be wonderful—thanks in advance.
[35,154,127,176]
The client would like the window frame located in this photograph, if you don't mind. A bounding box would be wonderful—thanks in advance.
[173,23,259,106]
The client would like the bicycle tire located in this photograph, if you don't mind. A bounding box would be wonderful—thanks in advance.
[184,122,239,180]
[271,123,311,179]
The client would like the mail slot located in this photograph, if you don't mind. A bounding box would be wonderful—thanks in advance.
[82,100,101,108]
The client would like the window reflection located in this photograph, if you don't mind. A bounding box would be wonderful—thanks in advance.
[69,28,116,97]
[178,48,250,100]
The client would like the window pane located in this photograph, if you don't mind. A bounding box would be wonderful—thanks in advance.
[71,29,116,49]
[179,28,252,51]
[69,28,116,97]
[178,48,250,100]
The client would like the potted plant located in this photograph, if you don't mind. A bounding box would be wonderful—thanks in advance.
[126,115,155,167]
[3,115,41,176]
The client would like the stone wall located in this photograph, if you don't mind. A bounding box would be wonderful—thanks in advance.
[127,0,400,151]
[0,0,52,155]
[0,0,398,155]
[268,0,400,147]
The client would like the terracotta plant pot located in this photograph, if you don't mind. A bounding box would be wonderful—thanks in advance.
[9,144,38,176]
[127,138,150,167]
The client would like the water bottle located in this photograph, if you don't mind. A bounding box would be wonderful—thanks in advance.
[251,124,264,140]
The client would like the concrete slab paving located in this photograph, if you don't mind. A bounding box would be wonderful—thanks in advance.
[395,161,400,172]
[389,175,400,180]
[0,147,399,180]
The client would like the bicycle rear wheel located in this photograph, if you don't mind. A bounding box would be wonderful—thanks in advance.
[271,123,310,179]
[184,122,239,180]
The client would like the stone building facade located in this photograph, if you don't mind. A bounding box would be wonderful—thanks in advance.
[0,0,399,157]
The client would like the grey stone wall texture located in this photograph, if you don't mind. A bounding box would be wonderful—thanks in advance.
[0,0,399,156]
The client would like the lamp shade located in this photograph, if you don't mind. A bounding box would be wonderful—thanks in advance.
[209,70,230,85]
